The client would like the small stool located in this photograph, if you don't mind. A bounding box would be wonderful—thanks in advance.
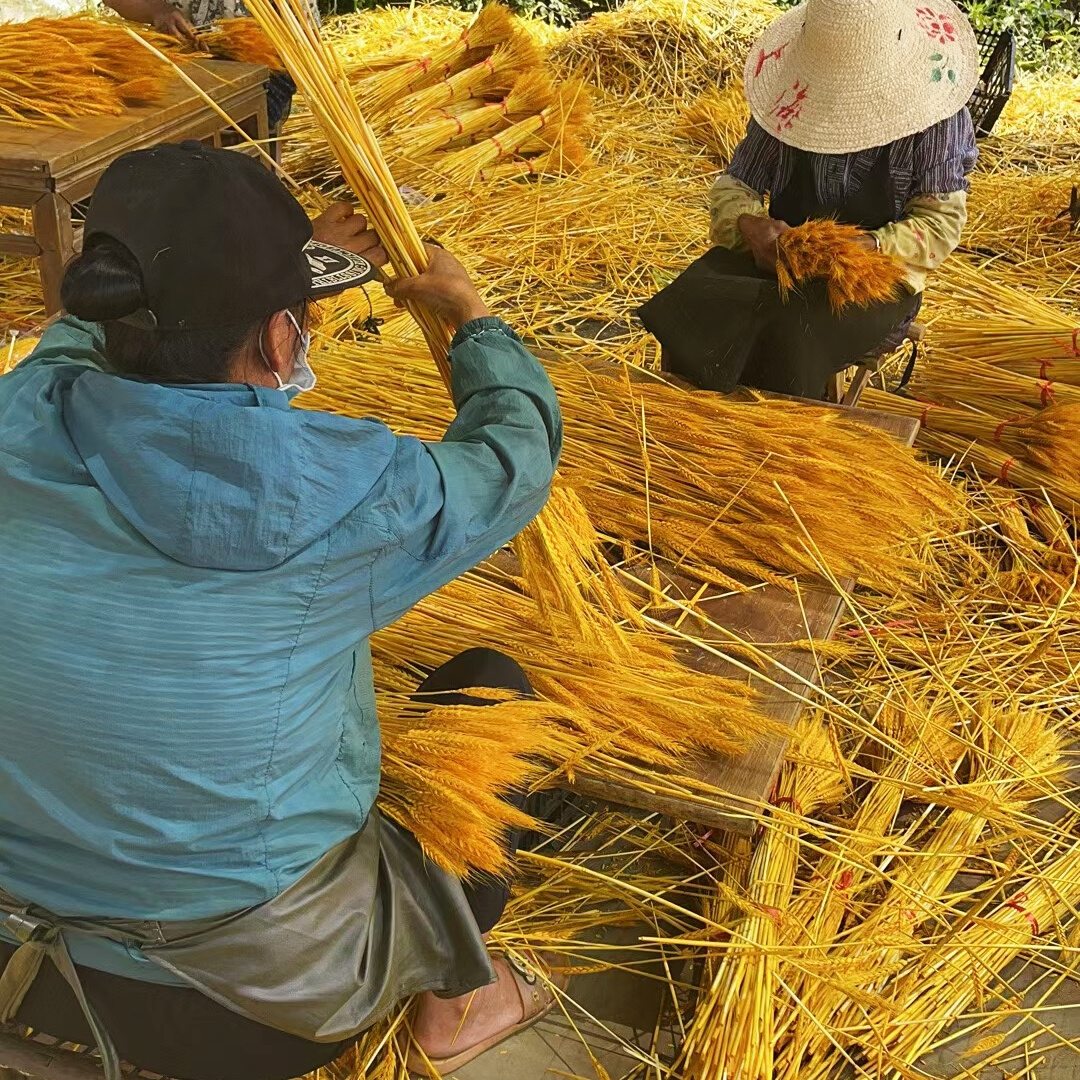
[826,322,925,407]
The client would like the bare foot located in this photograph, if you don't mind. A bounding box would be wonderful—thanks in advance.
[412,956,524,1060]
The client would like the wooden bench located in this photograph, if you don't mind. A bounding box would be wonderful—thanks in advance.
[0,60,269,317]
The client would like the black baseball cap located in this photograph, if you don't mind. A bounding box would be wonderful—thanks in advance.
[83,141,378,331]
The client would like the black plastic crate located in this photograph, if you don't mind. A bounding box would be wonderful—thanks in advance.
[952,3,1017,136]
[967,27,1016,137]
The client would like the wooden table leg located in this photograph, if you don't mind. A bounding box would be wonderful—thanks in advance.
[32,191,75,317]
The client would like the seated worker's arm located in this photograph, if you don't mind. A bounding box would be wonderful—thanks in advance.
[873,191,968,292]
[369,251,563,631]
[708,119,780,250]
[871,107,978,292]
[100,0,197,42]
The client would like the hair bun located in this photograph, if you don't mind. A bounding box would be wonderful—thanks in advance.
[61,235,148,324]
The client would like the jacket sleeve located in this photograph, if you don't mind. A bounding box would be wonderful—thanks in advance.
[368,318,563,630]
[873,190,968,292]
[708,174,766,250]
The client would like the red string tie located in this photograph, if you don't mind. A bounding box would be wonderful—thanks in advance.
[1000,456,1017,482]
[993,416,1017,442]
[1005,891,1040,937]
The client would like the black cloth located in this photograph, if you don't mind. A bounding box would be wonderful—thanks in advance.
[638,141,921,399]
[0,647,532,1080]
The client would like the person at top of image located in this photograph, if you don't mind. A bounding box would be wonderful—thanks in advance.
[639,0,980,400]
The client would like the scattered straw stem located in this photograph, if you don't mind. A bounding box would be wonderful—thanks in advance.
[863,844,1080,1074]
[777,700,961,1014]
[679,718,848,1080]
[824,703,1064,1030]
[477,134,590,181]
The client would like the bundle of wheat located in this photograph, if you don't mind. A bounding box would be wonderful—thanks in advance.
[352,3,518,119]
[910,353,1080,414]
[676,80,750,166]
[304,335,965,593]
[0,16,181,125]
[432,79,591,186]
[198,17,283,71]
[393,33,540,119]
[861,389,1080,496]
[776,219,908,313]
[384,69,555,162]
[680,717,848,1080]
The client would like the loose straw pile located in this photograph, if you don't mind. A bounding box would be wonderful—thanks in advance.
[776,220,909,313]
[549,0,776,100]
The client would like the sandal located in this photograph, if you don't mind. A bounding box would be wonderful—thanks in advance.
[407,951,569,1076]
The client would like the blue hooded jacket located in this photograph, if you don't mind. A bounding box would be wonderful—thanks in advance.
[0,315,561,982]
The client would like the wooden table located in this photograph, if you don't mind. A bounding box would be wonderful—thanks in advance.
[568,374,920,833]
[0,60,269,315]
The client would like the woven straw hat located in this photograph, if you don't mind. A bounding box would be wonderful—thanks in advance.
[743,0,980,155]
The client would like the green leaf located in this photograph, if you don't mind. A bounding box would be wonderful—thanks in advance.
[931,68,943,81]
[948,68,957,82]
[929,52,943,61]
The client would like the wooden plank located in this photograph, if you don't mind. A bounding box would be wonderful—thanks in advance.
[571,566,847,833]
[0,61,267,178]
[0,233,41,257]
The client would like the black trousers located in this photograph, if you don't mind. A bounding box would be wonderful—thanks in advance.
[0,648,531,1080]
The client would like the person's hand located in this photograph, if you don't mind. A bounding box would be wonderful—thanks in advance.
[148,0,199,45]
[384,246,490,329]
[738,214,790,274]
[311,204,388,267]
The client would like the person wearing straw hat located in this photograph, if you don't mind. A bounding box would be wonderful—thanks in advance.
[639,0,980,400]
[0,143,564,1080]
[101,0,314,158]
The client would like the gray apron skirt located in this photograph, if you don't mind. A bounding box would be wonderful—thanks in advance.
[0,809,494,1080]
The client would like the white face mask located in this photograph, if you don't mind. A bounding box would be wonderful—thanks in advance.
[260,310,316,396]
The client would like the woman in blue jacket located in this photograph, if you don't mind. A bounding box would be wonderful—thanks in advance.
[0,142,563,1080]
